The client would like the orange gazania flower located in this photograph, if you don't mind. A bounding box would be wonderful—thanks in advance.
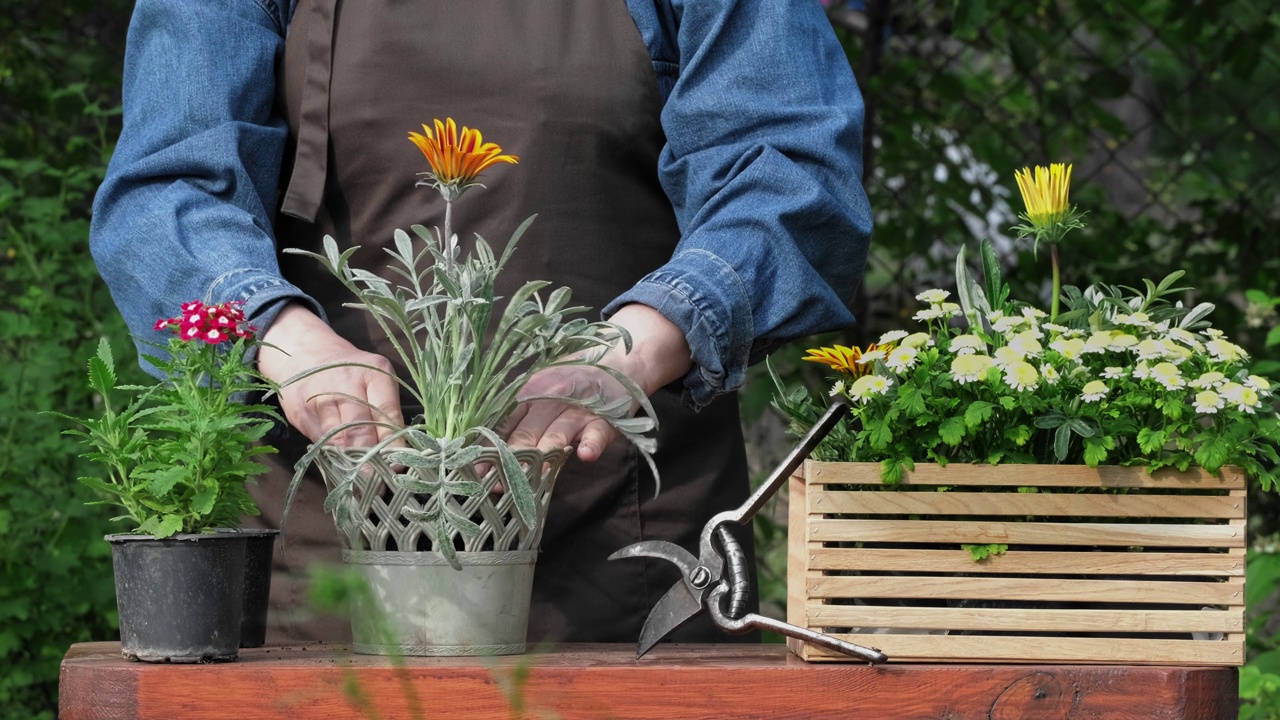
[802,344,881,378]
[408,118,518,202]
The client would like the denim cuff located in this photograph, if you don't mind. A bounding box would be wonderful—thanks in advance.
[205,268,327,368]
[604,249,752,411]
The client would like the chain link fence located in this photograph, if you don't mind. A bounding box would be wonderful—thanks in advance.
[823,0,1280,346]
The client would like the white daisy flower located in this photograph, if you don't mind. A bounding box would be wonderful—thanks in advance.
[1115,311,1153,328]
[1133,361,1152,380]
[902,332,934,349]
[1102,367,1127,380]
[1081,380,1109,402]
[915,289,951,304]
[850,374,894,400]
[991,316,1025,334]
[885,345,919,372]
[1150,362,1186,390]
[1162,340,1192,364]
[829,380,846,397]
[1021,307,1048,320]
[1220,382,1261,414]
[1165,327,1204,350]
[950,334,986,355]
[1134,338,1166,361]
[1193,390,1223,415]
[1246,375,1272,393]
[939,302,963,318]
[857,349,888,364]
[950,354,995,384]
[1040,364,1060,384]
[878,330,909,346]
[1205,339,1248,362]
[1004,361,1040,392]
[1190,372,1226,389]
[1107,333,1140,352]
[1007,332,1043,358]
[993,346,1025,370]
[1083,331,1114,354]
[1041,322,1069,334]
[912,306,947,322]
[1204,328,1225,339]
[1050,337,1087,360]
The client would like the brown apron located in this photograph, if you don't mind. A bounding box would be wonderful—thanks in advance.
[251,0,756,644]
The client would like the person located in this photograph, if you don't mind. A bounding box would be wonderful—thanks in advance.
[90,0,873,644]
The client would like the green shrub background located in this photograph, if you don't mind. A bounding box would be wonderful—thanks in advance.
[3,1,1278,717]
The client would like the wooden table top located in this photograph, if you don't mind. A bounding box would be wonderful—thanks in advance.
[60,642,1236,719]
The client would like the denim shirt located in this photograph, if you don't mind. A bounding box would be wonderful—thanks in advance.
[91,0,872,409]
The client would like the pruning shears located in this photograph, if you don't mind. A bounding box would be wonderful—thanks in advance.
[609,398,888,663]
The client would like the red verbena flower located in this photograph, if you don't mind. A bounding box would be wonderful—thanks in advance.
[157,300,255,344]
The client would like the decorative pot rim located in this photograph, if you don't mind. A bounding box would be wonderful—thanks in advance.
[342,549,536,566]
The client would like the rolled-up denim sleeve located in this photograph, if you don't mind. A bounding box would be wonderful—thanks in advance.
[90,0,321,375]
[606,0,872,410]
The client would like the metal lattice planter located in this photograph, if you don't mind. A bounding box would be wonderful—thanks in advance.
[315,445,570,656]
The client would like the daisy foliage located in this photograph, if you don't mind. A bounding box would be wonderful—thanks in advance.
[773,239,1280,488]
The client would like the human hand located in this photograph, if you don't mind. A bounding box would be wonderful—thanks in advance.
[503,303,691,461]
[258,303,404,448]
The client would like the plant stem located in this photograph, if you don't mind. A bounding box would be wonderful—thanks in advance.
[1049,243,1061,322]
[444,200,454,273]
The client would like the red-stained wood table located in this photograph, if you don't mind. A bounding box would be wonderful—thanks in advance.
[59,642,1236,719]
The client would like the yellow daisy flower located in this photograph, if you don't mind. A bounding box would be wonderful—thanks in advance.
[802,344,882,378]
[1015,163,1074,229]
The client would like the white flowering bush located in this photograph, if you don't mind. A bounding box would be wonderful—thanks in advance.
[774,244,1280,488]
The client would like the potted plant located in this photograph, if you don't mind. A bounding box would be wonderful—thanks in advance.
[775,164,1280,664]
[55,301,280,662]
[282,119,658,657]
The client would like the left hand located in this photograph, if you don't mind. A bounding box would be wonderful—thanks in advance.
[503,303,692,461]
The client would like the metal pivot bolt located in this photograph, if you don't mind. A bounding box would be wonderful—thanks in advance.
[689,567,712,588]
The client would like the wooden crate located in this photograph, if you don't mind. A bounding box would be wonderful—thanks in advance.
[787,461,1247,665]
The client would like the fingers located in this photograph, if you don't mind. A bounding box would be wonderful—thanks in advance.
[576,417,619,462]
[365,369,406,446]
[504,400,620,462]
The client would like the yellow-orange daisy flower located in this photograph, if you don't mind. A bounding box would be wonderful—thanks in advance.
[408,118,518,201]
[802,344,881,378]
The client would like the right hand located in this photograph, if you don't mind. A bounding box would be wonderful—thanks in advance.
[257,303,404,448]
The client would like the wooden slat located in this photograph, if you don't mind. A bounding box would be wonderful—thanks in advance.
[805,461,1246,489]
[803,634,1244,665]
[785,474,808,659]
[810,489,1244,518]
[807,548,1245,576]
[806,605,1243,633]
[809,519,1245,547]
[808,575,1243,605]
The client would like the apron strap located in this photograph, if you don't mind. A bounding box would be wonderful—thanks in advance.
[279,0,338,222]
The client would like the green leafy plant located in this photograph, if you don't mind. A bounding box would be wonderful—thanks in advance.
[51,301,279,537]
[777,251,1280,489]
[774,164,1280,489]
[283,118,658,567]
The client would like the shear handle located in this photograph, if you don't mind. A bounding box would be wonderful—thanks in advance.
[706,585,887,665]
[698,399,850,562]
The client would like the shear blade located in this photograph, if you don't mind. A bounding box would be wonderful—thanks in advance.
[608,540,699,576]
[636,579,704,659]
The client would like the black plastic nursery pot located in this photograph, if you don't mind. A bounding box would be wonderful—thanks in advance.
[107,532,248,663]
[237,529,279,648]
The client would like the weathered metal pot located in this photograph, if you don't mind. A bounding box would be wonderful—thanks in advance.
[316,445,570,656]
